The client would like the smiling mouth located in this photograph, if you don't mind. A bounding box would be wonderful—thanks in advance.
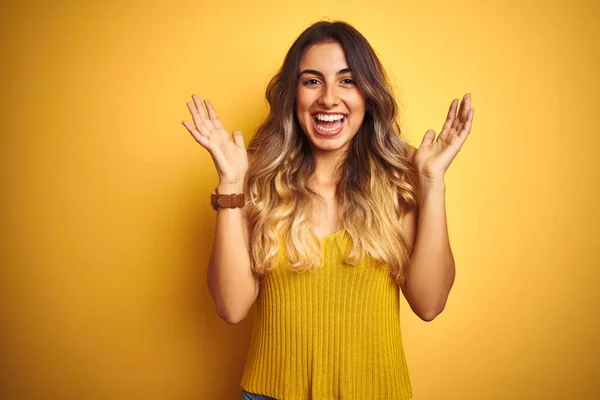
[311,114,346,136]
[313,114,345,128]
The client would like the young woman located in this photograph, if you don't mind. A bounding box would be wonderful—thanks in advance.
[182,21,474,400]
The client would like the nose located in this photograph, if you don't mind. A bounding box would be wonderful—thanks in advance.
[317,84,340,108]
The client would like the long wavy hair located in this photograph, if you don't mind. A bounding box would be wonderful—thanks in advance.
[246,21,419,285]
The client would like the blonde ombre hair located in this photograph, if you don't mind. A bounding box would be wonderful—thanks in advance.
[246,21,419,285]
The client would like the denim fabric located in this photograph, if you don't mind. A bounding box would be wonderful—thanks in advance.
[241,390,277,400]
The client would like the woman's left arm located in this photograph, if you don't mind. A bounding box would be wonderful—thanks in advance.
[401,93,475,322]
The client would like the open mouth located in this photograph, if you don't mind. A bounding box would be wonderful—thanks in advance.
[311,113,346,136]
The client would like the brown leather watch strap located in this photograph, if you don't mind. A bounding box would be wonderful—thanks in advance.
[211,191,245,210]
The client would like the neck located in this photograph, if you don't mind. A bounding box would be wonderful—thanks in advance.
[309,146,347,186]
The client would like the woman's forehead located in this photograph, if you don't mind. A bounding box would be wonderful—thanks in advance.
[299,42,349,72]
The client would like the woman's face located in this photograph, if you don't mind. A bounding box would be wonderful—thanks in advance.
[295,41,366,156]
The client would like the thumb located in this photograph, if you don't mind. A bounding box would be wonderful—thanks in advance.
[231,130,246,149]
[420,129,436,148]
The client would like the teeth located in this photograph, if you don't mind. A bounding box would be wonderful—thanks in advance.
[314,113,345,122]
[317,124,341,132]
[315,118,343,132]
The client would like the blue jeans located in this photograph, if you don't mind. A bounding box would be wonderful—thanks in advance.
[241,390,277,400]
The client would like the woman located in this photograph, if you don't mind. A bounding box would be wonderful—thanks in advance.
[182,21,474,400]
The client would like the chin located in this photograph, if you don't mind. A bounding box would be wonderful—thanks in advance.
[310,138,349,152]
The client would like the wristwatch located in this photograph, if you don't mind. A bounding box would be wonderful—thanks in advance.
[211,190,245,210]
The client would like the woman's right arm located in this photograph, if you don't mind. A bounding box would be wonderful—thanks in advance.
[207,180,259,324]
[182,94,259,324]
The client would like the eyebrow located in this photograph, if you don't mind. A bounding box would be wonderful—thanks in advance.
[298,68,352,78]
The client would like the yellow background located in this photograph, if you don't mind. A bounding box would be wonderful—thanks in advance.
[1,0,599,399]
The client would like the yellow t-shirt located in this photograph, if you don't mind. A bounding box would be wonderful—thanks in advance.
[241,230,412,399]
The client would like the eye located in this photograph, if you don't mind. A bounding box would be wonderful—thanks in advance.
[303,78,320,85]
[341,78,357,85]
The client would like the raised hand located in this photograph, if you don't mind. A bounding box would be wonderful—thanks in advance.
[182,94,248,187]
[413,93,475,181]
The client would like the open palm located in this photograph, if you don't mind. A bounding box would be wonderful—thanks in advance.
[413,93,475,180]
[181,94,248,185]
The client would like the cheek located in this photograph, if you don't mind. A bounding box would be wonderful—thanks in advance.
[296,89,311,112]
[350,98,366,119]
[295,93,311,132]
[348,91,366,111]
[296,104,310,126]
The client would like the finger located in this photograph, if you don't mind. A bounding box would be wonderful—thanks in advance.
[459,94,471,123]
[455,95,473,135]
[458,108,475,140]
[186,101,210,137]
[232,130,246,149]
[187,94,213,135]
[462,94,471,118]
[192,94,215,131]
[420,129,436,148]
[438,99,458,141]
[451,98,464,131]
[204,100,224,129]
[452,94,470,131]
[182,120,213,148]
[192,94,208,120]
